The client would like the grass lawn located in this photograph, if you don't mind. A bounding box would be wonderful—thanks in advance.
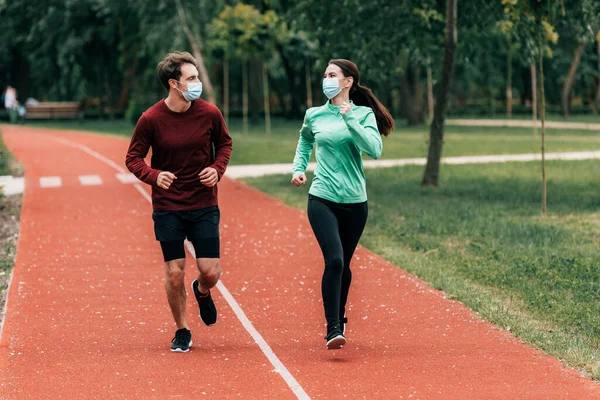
[25,117,600,165]
[243,160,600,379]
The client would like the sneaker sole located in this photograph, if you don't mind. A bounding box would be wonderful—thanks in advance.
[326,335,346,350]
[170,340,193,353]
[191,280,216,326]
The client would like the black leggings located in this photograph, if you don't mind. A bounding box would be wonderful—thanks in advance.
[307,194,368,327]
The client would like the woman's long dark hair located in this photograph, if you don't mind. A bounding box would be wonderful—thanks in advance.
[328,59,395,137]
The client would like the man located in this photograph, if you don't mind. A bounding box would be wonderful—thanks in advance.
[126,51,232,352]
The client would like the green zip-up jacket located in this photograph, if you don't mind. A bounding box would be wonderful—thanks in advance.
[292,101,382,203]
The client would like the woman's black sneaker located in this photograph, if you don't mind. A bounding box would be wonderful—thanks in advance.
[341,317,348,335]
[192,280,217,326]
[325,323,346,350]
[171,328,192,352]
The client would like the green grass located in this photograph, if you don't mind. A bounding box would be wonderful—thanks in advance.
[0,130,22,296]
[0,133,15,176]
[24,118,600,165]
[243,160,600,378]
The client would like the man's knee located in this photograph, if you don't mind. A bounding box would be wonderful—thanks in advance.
[165,262,186,288]
[198,259,221,285]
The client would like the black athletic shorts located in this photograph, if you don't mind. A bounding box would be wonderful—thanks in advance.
[152,206,220,261]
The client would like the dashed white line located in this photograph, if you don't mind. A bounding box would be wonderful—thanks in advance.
[39,176,62,188]
[79,175,103,186]
[116,173,139,184]
[0,176,24,196]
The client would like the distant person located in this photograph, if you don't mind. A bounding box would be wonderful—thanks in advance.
[291,59,394,350]
[4,86,18,123]
[125,51,233,352]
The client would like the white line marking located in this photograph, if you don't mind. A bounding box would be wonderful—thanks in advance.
[184,241,309,399]
[116,173,139,184]
[0,177,24,196]
[39,176,62,188]
[51,136,126,173]
[48,135,311,400]
[79,175,103,186]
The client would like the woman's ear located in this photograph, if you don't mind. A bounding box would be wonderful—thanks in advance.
[344,76,354,89]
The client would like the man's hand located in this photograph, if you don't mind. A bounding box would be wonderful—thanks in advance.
[157,171,177,190]
[199,167,219,187]
[291,173,307,187]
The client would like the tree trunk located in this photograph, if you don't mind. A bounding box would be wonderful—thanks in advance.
[263,60,271,137]
[223,58,229,125]
[594,41,600,115]
[249,58,262,124]
[538,21,547,215]
[506,43,512,118]
[275,43,302,118]
[399,65,425,125]
[421,0,457,187]
[531,63,538,136]
[306,60,313,109]
[427,57,434,122]
[176,1,216,104]
[242,60,249,135]
[561,42,584,117]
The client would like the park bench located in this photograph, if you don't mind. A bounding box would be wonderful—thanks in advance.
[25,102,81,119]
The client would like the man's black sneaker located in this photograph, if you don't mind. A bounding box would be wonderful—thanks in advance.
[192,279,217,326]
[325,322,346,350]
[171,328,192,352]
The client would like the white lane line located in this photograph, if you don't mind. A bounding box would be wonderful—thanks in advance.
[116,173,139,184]
[39,176,62,188]
[0,176,25,196]
[51,136,127,173]
[183,240,310,400]
[79,175,103,186]
[52,136,311,400]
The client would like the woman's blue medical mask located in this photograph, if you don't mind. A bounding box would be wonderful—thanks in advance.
[322,78,342,100]
[176,81,203,101]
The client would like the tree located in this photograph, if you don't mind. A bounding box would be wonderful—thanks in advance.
[175,0,216,104]
[502,0,564,214]
[421,0,458,187]
[207,4,280,134]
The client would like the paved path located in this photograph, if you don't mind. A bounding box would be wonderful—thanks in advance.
[446,118,600,131]
[227,150,600,179]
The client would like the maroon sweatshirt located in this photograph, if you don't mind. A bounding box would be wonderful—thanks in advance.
[125,99,233,211]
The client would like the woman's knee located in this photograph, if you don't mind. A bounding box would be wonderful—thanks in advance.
[325,256,344,272]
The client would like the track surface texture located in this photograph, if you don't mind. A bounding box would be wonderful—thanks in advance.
[1,125,598,399]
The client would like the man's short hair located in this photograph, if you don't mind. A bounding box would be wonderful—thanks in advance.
[157,51,199,90]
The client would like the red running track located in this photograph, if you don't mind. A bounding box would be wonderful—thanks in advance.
[1,125,598,399]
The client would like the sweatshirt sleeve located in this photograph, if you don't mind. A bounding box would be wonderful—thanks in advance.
[292,112,315,176]
[125,114,161,185]
[210,108,233,180]
[342,108,382,159]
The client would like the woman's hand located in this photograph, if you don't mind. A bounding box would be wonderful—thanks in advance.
[291,173,307,187]
[340,102,352,115]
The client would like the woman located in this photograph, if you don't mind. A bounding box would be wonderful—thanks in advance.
[291,59,394,350]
